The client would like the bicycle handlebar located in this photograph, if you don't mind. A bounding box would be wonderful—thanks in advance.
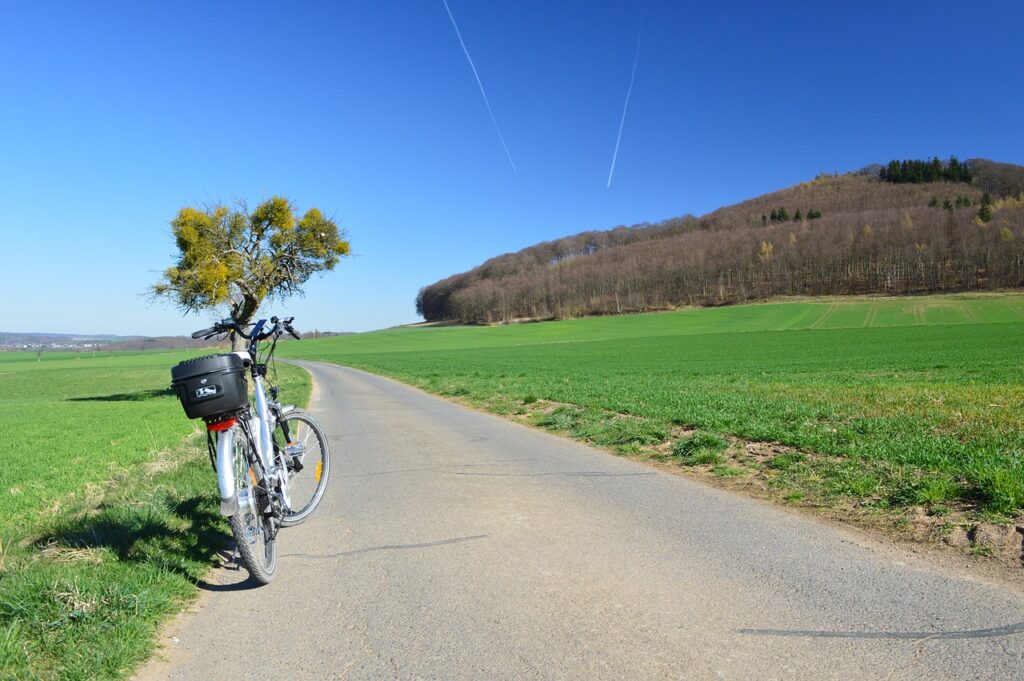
[190,316,299,343]
[267,316,301,341]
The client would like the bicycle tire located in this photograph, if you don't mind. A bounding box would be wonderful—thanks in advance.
[274,410,330,527]
[228,428,278,583]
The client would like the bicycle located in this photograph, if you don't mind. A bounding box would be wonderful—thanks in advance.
[170,315,330,584]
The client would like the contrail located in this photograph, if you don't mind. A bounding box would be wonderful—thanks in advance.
[607,9,643,189]
[442,0,517,173]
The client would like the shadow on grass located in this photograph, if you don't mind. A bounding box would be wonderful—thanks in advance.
[67,387,174,402]
[39,496,231,582]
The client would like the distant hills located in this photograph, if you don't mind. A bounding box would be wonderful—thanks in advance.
[0,331,211,352]
[0,332,135,350]
[0,330,349,352]
[417,157,1024,323]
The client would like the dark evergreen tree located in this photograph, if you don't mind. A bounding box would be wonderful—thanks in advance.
[885,160,901,182]
[977,193,993,223]
[947,158,962,183]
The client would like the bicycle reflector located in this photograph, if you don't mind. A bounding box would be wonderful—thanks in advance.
[207,417,238,432]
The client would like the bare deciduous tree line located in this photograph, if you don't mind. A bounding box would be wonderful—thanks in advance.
[418,174,1024,324]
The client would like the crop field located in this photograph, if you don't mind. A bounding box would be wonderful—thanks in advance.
[0,349,309,679]
[0,351,198,523]
[282,294,1024,522]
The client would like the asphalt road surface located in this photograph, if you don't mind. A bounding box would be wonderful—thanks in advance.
[138,361,1024,680]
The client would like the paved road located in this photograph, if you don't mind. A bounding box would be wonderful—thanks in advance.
[139,361,1024,680]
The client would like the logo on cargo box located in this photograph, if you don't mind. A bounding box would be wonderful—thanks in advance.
[195,385,220,399]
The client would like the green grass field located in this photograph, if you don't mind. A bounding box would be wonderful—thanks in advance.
[282,293,1024,519]
[0,349,309,680]
[0,351,198,523]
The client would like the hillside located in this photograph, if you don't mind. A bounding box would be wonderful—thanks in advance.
[417,158,1024,323]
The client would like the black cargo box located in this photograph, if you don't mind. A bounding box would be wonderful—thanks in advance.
[171,354,248,420]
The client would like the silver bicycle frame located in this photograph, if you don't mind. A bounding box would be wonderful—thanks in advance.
[214,353,288,516]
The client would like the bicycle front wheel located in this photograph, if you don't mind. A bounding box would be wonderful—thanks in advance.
[274,410,330,527]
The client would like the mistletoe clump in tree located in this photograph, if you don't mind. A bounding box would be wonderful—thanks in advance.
[152,197,350,346]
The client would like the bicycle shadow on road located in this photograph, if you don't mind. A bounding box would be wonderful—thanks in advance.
[738,621,1024,640]
[193,549,275,592]
[278,534,490,562]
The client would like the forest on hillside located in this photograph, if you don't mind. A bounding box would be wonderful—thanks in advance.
[417,158,1024,324]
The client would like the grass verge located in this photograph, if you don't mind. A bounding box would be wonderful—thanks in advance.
[0,437,224,679]
[0,353,310,680]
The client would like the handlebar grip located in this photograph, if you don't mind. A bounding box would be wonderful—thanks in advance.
[191,327,216,339]
[288,327,301,340]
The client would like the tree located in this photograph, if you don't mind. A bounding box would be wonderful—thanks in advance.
[152,197,350,347]
[977,192,993,223]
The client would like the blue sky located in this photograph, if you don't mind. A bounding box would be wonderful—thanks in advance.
[1,1,1022,335]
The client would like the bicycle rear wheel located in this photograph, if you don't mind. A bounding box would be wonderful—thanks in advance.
[228,428,278,583]
[274,410,330,527]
